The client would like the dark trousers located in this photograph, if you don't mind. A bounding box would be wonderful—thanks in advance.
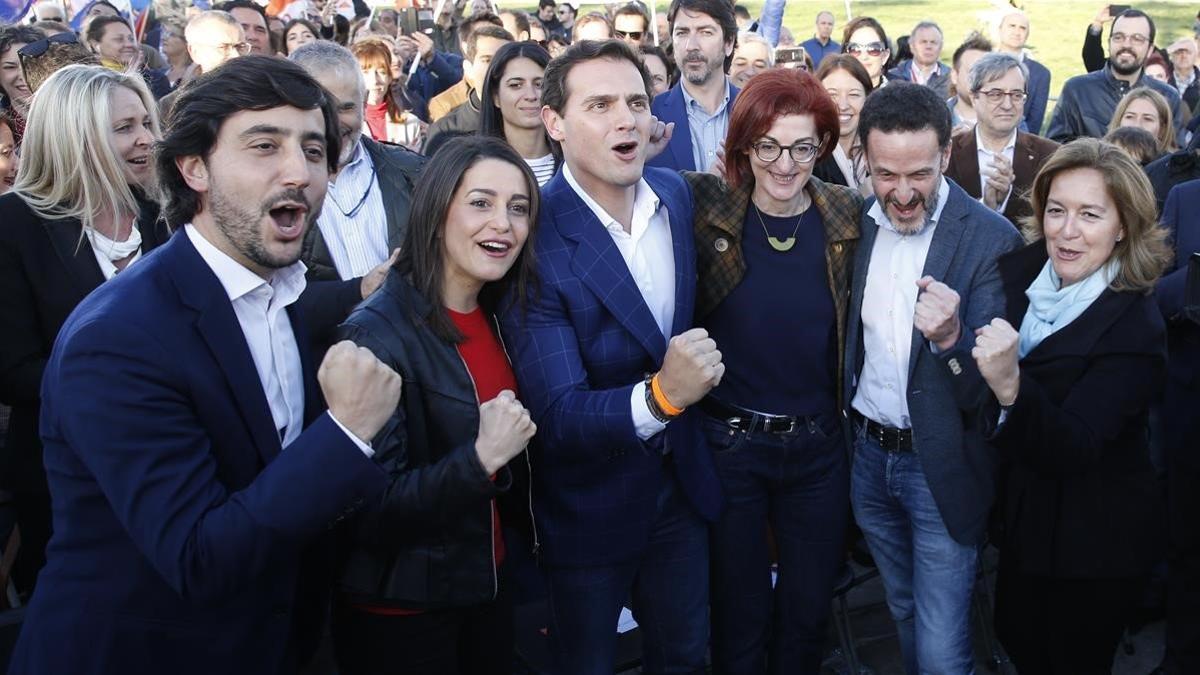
[544,475,709,675]
[994,560,1142,674]
[703,412,848,675]
[330,591,513,675]
[1164,376,1200,673]
[9,490,51,597]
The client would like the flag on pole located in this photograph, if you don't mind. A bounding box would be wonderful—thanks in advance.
[0,0,34,24]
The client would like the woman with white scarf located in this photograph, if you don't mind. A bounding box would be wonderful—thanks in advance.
[946,138,1171,673]
[0,65,168,600]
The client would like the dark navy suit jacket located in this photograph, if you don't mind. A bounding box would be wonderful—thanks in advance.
[1023,57,1051,136]
[499,167,722,567]
[9,231,387,675]
[646,81,739,172]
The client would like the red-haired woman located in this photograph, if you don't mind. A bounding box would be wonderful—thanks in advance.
[684,68,863,674]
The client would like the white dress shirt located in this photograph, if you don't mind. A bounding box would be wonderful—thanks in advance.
[316,140,390,280]
[185,225,372,455]
[562,164,676,440]
[975,126,1017,214]
[851,178,951,429]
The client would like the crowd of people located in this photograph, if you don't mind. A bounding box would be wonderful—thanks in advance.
[0,0,1198,674]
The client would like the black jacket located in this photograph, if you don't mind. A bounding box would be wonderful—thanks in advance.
[1047,65,1185,144]
[954,243,1166,578]
[334,270,532,609]
[1146,133,1200,214]
[0,190,170,494]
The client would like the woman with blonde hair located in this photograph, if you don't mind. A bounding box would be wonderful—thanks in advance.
[1109,86,1178,154]
[0,65,170,598]
[951,138,1171,672]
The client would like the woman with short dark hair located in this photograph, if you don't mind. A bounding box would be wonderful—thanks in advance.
[331,136,540,675]
[686,68,862,674]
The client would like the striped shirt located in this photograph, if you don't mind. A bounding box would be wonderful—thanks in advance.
[526,153,557,187]
[316,141,390,280]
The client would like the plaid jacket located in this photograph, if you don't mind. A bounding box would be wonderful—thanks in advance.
[684,171,863,398]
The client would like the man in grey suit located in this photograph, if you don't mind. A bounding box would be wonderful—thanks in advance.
[289,42,425,284]
[844,82,1023,674]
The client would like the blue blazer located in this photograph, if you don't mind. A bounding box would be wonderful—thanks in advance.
[499,167,722,567]
[843,180,1023,546]
[1023,57,1051,136]
[1159,179,1200,389]
[647,81,739,172]
[9,231,388,675]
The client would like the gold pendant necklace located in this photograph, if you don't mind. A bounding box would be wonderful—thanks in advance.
[753,201,808,252]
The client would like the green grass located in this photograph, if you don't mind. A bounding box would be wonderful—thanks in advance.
[641,0,1198,100]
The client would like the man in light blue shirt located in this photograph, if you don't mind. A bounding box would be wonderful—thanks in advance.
[801,10,841,67]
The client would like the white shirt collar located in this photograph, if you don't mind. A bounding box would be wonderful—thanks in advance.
[562,162,661,235]
[867,176,951,236]
[975,125,1018,155]
[184,223,308,303]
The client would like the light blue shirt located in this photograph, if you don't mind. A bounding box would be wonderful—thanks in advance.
[682,81,732,172]
[316,141,390,280]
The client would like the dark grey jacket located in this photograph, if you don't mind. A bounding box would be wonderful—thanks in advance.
[1047,65,1186,143]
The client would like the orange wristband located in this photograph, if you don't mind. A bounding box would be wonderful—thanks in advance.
[650,373,684,417]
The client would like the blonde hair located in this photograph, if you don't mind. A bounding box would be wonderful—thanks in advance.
[9,64,160,229]
[1023,138,1170,293]
[1108,86,1177,153]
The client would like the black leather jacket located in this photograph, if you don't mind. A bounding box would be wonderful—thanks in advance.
[334,269,534,609]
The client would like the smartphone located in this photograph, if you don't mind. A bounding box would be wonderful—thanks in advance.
[774,47,806,64]
[1109,4,1130,16]
[398,6,436,35]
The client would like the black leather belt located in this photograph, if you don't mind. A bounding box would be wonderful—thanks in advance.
[700,398,818,434]
[853,412,914,452]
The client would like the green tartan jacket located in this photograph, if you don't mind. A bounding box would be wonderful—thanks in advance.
[684,171,863,400]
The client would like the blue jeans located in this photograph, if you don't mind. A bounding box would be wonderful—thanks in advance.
[850,425,978,675]
[544,474,709,675]
[704,412,848,675]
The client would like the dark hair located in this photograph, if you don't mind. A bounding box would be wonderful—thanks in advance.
[0,110,14,137]
[542,38,651,114]
[1104,125,1163,165]
[215,0,269,29]
[858,80,951,149]
[89,0,120,15]
[639,43,675,85]
[0,25,47,60]
[539,0,556,9]
[466,24,513,61]
[667,0,737,46]
[423,129,473,159]
[480,41,554,145]
[32,20,72,35]
[725,69,840,189]
[155,55,340,227]
[952,32,992,69]
[282,18,321,55]
[499,9,530,38]
[841,16,890,65]
[733,4,750,21]
[614,2,650,28]
[1144,51,1168,73]
[458,11,504,46]
[814,53,874,94]
[84,15,131,48]
[396,135,540,342]
[1112,8,1156,46]
[20,40,99,93]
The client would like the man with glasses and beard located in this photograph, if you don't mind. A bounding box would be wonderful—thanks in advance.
[1048,8,1184,144]
[845,81,1022,674]
[647,0,738,172]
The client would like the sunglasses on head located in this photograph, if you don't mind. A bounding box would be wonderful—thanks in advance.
[846,41,886,57]
[614,29,643,40]
[18,32,78,59]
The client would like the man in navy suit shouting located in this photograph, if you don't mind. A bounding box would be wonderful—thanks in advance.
[500,39,724,674]
[9,56,402,675]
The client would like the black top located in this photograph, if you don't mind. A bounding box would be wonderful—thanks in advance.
[703,205,837,416]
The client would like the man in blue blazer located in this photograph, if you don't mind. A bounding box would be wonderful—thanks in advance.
[843,83,1022,674]
[8,57,402,675]
[500,40,723,675]
[646,0,739,173]
[1158,179,1200,674]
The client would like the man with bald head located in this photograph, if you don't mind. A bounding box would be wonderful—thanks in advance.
[995,10,1051,135]
[288,41,425,286]
[184,10,248,76]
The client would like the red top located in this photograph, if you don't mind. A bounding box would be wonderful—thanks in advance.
[363,99,389,142]
[355,307,513,616]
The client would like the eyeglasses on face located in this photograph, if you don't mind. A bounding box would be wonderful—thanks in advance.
[846,41,885,57]
[614,29,643,40]
[208,41,252,55]
[751,140,821,164]
[17,32,78,58]
[976,88,1027,105]
[1110,32,1150,46]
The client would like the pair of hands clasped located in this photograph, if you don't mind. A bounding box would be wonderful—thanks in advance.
[915,278,1020,406]
[317,342,535,474]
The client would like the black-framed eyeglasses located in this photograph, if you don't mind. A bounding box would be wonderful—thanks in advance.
[751,140,821,164]
[615,29,643,40]
[17,32,78,59]
[1110,32,1150,46]
[976,88,1027,105]
[845,41,885,57]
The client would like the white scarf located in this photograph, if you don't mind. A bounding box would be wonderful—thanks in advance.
[85,220,142,262]
[1018,258,1118,358]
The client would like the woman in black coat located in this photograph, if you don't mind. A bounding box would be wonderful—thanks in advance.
[0,65,167,598]
[952,138,1171,673]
